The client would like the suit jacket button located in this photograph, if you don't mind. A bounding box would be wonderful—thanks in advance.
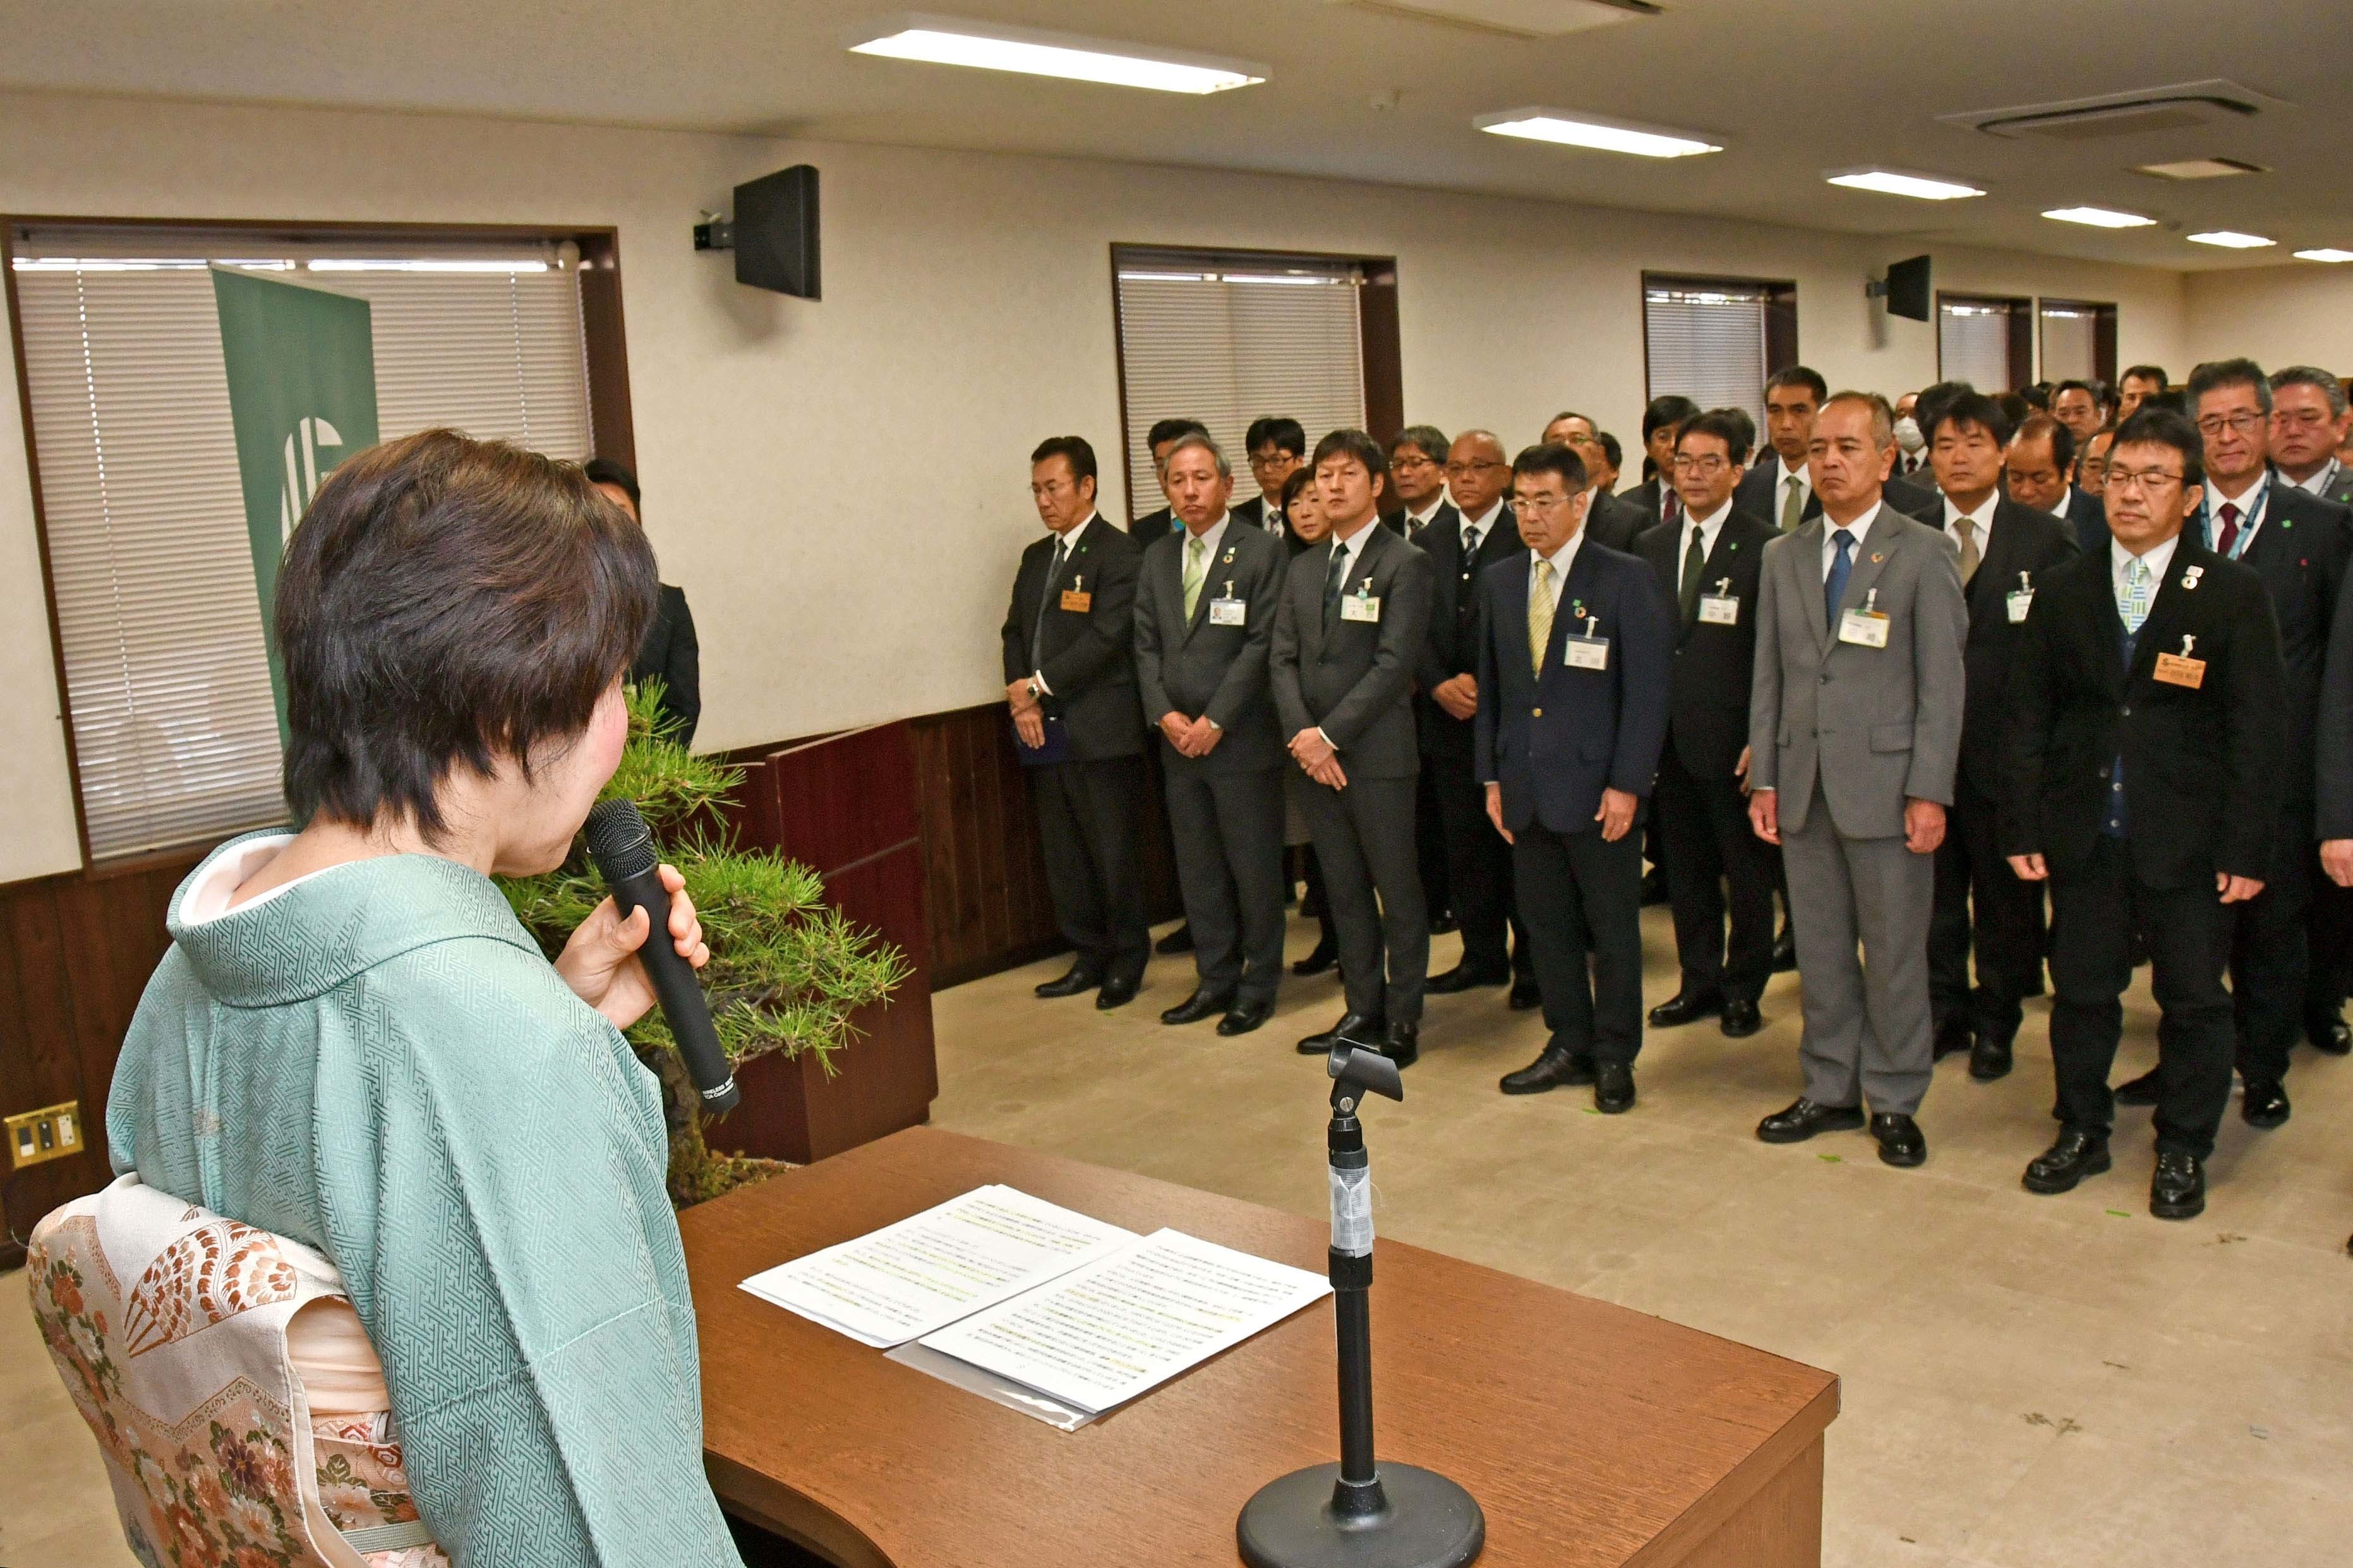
[2121,705,2131,717]
[1532,707,1543,718]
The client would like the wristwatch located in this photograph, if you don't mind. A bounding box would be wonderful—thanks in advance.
[1026,679,1042,704]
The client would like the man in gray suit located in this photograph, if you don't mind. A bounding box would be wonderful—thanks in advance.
[1747,392,1968,1167]
[1272,429,1438,1065]
[1134,433,1291,1037]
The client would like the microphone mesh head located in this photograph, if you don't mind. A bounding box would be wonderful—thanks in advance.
[582,798,658,881]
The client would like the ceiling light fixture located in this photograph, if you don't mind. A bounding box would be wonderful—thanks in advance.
[1474,107,1721,159]
[845,13,1266,94]
[1825,169,1986,201]
[2042,205,2156,229]
[2294,248,2353,263]
[2186,230,2275,249]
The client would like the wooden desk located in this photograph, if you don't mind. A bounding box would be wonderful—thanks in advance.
[682,1128,1838,1568]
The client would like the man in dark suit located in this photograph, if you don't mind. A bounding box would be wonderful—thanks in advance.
[586,458,703,745]
[1543,411,1649,551]
[1232,416,1305,537]
[1133,433,1289,1037]
[2109,361,2353,1128]
[2007,414,2109,553]
[2004,406,2287,1220]
[1634,410,1777,1038]
[2116,364,2169,423]
[1390,424,1459,937]
[1918,393,2079,1081]
[1272,429,1436,1065]
[1128,418,1208,544]
[1476,441,1672,1110]
[1417,430,1536,1006]
[1005,436,1152,1008]
[1619,395,1702,528]
[1736,367,1829,532]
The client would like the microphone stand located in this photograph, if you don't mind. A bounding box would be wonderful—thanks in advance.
[1236,1046,1484,1568]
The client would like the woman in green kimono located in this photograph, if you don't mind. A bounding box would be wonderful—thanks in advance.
[107,429,746,1565]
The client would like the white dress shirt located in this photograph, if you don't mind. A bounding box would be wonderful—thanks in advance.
[1529,529,1586,614]
[1181,513,1231,577]
[1682,498,1733,565]
[1942,489,1999,559]
[2110,530,2180,613]
[1773,455,1814,521]
[2205,470,2272,558]
[1459,498,1505,556]
[2292,458,2342,497]
[1820,502,1882,581]
[1406,491,1453,532]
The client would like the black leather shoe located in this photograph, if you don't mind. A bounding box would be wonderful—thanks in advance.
[1291,940,1339,978]
[1500,1043,1594,1094]
[1507,977,1544,1012]
[1427,910,1457,935]
[1755,1098,1865,1144]
[1095,974,1141,1010]
[1968,1031,2014,1082]
[1380,1020,1420,1069]
[2150,1151,2206,1221]
[1158,988,1234,1026]
[2241,1079,2290,1128]
[1299,1011,1383,1055]
[1155,924,1195,955]
[1217,998,1273,1037]
[1592,1061,1635,1113]
[2112,1066,2162,1106]
[1035,961,1104,999]
[1931,1014,1973,1062]
[2022,1129,2111,1194]
[1426,961,1511,995]
[1647,989,1724,1027]
[1719,1000,1764,1038]
[1870,1112,1927,1168]
[2308,1010,2352,1055]
[1771,926,1797,973]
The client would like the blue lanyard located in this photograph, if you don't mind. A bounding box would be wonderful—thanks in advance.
[2206,482,2266,560]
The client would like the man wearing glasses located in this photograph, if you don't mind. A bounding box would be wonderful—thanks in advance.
[1233,416,1306,537]
[1388,426,1455,539]
[2108,361,2352,1131]
[2003,407,2285,1219]
[1542,411,1648,551]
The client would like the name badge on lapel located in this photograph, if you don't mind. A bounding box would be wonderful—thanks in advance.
[1562,611,1609,670]
[1208,578,1246,627]
[2153,633,2206,689]
[1838,589,1890,649]
[1060,572,1093,613]
[2006,572,2035,625]
[1698,577,1739,626]
[1340,579,1381,622]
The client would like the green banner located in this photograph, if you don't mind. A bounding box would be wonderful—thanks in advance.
[212,266,379,729]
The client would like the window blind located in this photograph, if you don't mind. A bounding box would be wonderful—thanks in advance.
[1113,249,1366,520]
[2038,304,2098,384]
[1644,284,1769,430]
[1939,299,2018,393]
[13,232,594,860]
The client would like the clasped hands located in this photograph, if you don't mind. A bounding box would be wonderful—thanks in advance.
[1289,727,1347,789]
[1158,711,1225,758]
[1006,678,1045,749]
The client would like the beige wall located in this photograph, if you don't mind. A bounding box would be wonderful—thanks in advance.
[0,88,2191,882]
[2184,265,2353,376]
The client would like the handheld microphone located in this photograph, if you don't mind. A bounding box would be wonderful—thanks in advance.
[582,798,740,1115]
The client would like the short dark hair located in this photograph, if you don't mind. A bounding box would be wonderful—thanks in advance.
[2053,379,2105,411]
[1311,428,1392,494]
[2188,357,2273,414]
[1675,409,1752,466]
[1244,416,1307,458]
[1642,395,1702,441]
[1720,406,1758,458]
[276,429,658,843]
[1930,390,2014,449]
[2272,364,2349,417]
[2023,382,2054,412]
[1765,366,1829,404]
[2121,364,2170,390]
[1544,409,1592,435]
[1598,431,1623,469]
[1278,467,1318,512]
[1996,392,2032,428]
[2011,412,2076,478]
[1030,434,1098,486]
[2110,405,2206,489]
[1146,418,1210,454]
[1511,441,1588,492]
[582,456,640,512]
[1390,424,1449,465]
[1913,381,1975,448]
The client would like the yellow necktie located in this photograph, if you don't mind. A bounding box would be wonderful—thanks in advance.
[1183,534,1206,618]
[1529,560,1556,678]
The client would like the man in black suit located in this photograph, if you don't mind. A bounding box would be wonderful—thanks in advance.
[2052,380,2110,450]
[1390,424,1459,937]
[2116,364,2169,423]
[2007,414,2108,553]
[1619,395,1702,527]
[1232,416,1305,538]
[2109,361,2353,1128]
[1417,430,1536,1007]
[1005,436,1152,1008]
[1736,367,1829,532]
[1543,411,1647,551]
[1634,410,1777,1038]
[2004,406,2286,1220]
[586,458,703,745]
[1133,433,1289,1037]
[1272,429,1436,1065]
[1476,441,1672,1110]
[1128,418,1208,544]
[1919,393,2079,1081]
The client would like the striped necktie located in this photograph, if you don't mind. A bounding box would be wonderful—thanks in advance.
[2120,556,2153,634]
[1529,560,1556,678]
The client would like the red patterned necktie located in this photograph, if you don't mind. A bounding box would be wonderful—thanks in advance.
[1664,490,1683,530]
[2215,501,2241,556]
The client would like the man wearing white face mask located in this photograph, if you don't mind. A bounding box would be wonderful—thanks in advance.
[1894,392,1929,479]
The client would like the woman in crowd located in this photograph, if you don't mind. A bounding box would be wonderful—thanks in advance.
[1278,465,1342,977]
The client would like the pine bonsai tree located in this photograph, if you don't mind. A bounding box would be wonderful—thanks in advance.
[502,683,909,1204]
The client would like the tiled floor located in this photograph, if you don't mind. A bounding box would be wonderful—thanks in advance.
[6,906,2349,1566]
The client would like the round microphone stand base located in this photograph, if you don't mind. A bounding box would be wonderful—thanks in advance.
[1237,1462,1484,1568]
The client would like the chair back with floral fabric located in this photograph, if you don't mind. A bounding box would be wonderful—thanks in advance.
[27,1174,448,1568]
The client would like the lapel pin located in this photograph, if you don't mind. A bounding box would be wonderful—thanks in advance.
[2183,565,2204,590]
[1870,551,1886,564]
[1222,546,1236,565]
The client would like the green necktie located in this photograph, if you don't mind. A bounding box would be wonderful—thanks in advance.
[1780,475,1805,534]
[1183,534,1207,619]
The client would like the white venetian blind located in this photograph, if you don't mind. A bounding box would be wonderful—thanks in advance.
[1114,248,1366,519]
[1939,298,2019,392]
[2039,304,2098,383]
[13,229,594,860]
[1644,283,1769,429]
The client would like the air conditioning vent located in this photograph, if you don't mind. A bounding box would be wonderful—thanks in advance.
[2137,157,2268,181]
[1941,80,2284,143]
[1327,0,1658,40]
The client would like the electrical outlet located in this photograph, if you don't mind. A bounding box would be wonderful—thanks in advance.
[6,1100,83,1168]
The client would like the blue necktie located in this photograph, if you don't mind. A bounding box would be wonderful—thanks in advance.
[1824,529,1854,630]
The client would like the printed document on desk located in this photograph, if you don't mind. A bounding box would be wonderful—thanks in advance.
[740,1185,1136,1346]
[916,1228,1332,1413]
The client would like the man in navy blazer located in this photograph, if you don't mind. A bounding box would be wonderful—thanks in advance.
[1475,442,1673,1111]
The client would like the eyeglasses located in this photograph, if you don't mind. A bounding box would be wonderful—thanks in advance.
[1390,455,1438,471]
[2195,412,2266,437]
[1512,491,1577,513]
[1670,455,1730,476]
[2104,467,2184,493]
[1445,460,1508,477]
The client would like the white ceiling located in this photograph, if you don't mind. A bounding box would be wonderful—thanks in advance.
[7,0,2350,270]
